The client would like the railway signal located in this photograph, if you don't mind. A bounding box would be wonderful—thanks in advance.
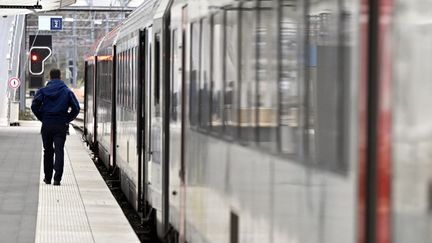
[29,46,52,75]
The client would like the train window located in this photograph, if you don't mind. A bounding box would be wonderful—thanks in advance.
[211,12,224,133]
[170,29,180,122]
[125,50,128,109]
[134,46,138,111]
[107,58,110,101]
[107,59,110,100]
[200,18,211,129]
[126,49,129,110]
[101,61,106,99]
[106,60,109,99]
[279,1,299,155]
[96,61,101,99]
[101,61,104,99]
[109,57,113,100]
[123,51,125,107]
[306,1,345,168]
[122,51,126,108]
[128,48,132,110]
[116,54,119,104]
[126,49,129,109]
[109,55,113,100]
[98,61,102,99]
[85,62,94,127]
[154,34,161,117]
[190,22,200,126]
[126,49,132,110]
[97,61,100,98]
[119,52,123,107]
[132,47,138,111]
[257,1,278,151]
[129,48,132,110]
[133,47,136,111]
[239,2,257,142]
[124,50,127,108]
[130,48,133,110]
[121,51,126,108]
[122,51,125,107]
[147,28,152,122]
[131,47,134,111]
[224,10,239,137]
[132,47,136,111]
[107,57,112,101]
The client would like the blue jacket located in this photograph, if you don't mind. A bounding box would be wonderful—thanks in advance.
[31,79,80,125]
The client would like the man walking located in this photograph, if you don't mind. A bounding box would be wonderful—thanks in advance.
[31,69,80,186]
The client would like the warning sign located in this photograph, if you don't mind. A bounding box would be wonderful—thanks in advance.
[8,77,21,89]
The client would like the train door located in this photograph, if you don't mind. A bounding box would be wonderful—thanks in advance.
[166,3,186,242]
[93,56,98,152]
[138,29,147,216]
[85,57,98,150]
[83,60,88,137]
[150,20,166,237]
[143,25,156,218]
[179,5,188,243]
[153,9,173,238]
[111,45,117,169]
[161,10,171,238]
[84,59,95,146]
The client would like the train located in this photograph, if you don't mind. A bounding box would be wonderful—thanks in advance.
[83,0,432,243]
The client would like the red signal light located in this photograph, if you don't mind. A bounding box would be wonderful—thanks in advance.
[31,54,38,62]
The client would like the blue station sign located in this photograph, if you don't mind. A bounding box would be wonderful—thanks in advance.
[50,18,62,30]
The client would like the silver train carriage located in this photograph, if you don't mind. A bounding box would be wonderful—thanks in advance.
[83,0,432,243]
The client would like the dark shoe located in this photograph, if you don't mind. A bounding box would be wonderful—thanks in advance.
[43,178,51,184]
[53,181,61,186]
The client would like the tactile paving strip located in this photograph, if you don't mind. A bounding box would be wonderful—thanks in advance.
[35,141,95,243]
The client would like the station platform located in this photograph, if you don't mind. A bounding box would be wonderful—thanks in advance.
[0,121,140,243]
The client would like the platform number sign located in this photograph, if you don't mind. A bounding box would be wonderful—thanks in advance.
[50,18,62,30]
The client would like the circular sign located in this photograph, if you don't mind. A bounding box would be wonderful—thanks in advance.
[8,77,21,89]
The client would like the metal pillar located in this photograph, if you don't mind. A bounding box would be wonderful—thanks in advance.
[72,11,78,87]
[19,15,27,112]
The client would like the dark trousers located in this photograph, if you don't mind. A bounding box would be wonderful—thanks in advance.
[41,124,68,182]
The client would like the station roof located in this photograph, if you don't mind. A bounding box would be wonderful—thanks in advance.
[0,0,76,16]
[71,0,144,8]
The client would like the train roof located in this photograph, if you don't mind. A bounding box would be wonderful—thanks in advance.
[154,0,171,20]
[87,0,162,57]
[116,0,161,41]
[95,25,122,56]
